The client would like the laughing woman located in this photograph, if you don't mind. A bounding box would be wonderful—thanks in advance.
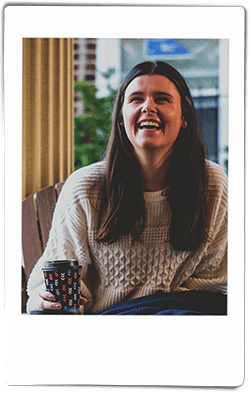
[26,61,228,315]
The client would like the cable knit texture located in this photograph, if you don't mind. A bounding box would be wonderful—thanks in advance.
[26,160,228,314]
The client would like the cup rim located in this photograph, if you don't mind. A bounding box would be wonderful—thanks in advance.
[42,259,82,271]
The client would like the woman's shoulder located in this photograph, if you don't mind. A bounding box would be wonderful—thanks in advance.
[205,159,228,199]
[60,161,105,200]
[70,161,105,181]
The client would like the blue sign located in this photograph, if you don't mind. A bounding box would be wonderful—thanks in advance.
[146,39,192,59]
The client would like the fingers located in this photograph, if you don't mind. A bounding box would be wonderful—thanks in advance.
[39,290,62,310]
[39,290,54,301]
[39,291,87,310]
[40,299,62,310]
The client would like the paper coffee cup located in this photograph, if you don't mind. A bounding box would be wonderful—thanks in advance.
[42,260,82,313]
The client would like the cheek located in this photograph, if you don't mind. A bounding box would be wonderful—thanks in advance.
[124,125,135,146]
[164,108,183,129]
[122,109,136,134]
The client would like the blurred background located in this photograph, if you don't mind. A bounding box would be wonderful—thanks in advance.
[73,38,228,173]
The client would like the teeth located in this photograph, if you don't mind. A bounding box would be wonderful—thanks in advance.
[139,121,160,128]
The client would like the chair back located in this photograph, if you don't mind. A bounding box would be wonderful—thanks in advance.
[22,182,64,312]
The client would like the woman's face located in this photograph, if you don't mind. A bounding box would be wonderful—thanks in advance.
[122,74,186,160]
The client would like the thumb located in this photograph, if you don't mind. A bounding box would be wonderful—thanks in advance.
[80,296,88,305]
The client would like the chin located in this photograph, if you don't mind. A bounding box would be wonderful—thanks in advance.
[140,141,164,149]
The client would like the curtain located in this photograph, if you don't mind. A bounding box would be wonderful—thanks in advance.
[22,38,74,200]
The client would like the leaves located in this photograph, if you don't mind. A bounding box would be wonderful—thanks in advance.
[224,146,228,175]
[74,69,118,170]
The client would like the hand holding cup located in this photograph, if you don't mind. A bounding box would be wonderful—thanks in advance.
[38,259,86,314]
[38,289,87,311]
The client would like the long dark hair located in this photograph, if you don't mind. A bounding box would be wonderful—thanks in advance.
[94,61,208,251]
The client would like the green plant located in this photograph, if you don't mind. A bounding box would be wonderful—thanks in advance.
[74,69,118,170]
[224,146,228,174]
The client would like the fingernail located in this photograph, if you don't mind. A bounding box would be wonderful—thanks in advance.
[48,293,53,299]
[54,304,61,309]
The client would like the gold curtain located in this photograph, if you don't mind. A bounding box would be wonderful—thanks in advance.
[22,38,74,200]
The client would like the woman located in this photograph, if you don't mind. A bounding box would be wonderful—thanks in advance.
[26,61,227,314]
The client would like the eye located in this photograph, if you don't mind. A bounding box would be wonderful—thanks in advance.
[129,97,144,103]
[155,97,171,103]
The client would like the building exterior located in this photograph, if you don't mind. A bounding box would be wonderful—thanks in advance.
[73,38,97,116]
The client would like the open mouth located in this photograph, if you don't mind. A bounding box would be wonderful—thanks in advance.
[138,121,161,130]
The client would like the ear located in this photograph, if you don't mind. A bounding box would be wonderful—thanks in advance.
[181,117,188,128]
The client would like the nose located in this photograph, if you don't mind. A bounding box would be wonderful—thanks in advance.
[141,98,157,114]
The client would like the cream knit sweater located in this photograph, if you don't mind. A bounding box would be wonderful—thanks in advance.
[26,160,228,314]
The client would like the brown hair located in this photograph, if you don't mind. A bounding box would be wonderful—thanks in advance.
[94,61,208,251]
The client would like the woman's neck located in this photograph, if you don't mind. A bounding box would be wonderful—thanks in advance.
[136,148,172,192]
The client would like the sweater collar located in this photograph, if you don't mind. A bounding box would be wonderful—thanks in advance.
[143,187,169,201]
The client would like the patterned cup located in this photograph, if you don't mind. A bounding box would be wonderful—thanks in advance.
[42,260,82,314]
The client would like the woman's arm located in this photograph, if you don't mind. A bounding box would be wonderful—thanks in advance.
[26,171,94,313]
[182,162,228,294]
[183,247,227,294]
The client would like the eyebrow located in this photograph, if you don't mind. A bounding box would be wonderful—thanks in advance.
[128,91,144,97]
[155,91,174,98]
[128,91,174,99]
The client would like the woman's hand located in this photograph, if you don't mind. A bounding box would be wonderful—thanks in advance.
[38,290,87,311]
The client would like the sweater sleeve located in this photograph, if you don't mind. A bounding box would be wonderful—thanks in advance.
[182,162,228,295]
[26,169,94,314]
